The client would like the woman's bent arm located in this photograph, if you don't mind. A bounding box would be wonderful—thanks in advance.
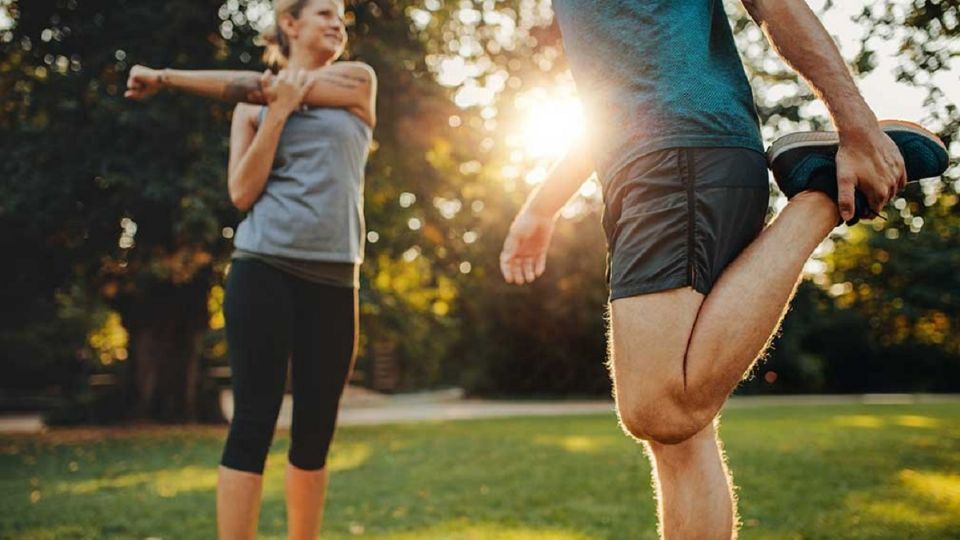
[228,103,286,211]
[227,70,315,211]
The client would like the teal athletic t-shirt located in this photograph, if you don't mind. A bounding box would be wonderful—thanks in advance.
[552,0,764,186]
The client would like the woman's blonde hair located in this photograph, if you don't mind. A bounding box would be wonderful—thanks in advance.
[262,0,309,66]
[262,0,345,66]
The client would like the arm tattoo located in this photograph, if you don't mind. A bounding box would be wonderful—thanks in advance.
[316,71,370,90]
[223,76,265,104]
[333,72,371,84]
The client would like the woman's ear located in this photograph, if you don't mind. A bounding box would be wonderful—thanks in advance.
[278,12,298,40]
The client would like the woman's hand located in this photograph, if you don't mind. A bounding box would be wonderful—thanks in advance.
[262,69,316,117]
[499,209,557,285]
[125,65,165,100]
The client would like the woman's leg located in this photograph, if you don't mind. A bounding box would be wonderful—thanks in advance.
[286,464,329,540]
[286,283,358,539]
[219,259,294,540]
[217,466,265,540]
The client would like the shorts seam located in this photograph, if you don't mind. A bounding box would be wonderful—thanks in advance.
[682,149,698,291]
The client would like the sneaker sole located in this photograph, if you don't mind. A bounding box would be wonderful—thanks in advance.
[766,119,948,163]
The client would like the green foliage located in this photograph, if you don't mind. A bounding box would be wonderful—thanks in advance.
[0,0,258,418]
[731,0,960,392]
[2,0,959,408]
[458,213,612,396]
[822,0,960,363]
[348,1,467,390]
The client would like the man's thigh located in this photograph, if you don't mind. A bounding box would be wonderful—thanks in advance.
[609,287,705,404]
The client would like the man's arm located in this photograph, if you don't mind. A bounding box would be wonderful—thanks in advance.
[743,0,906,220]
[523,143,595,218]
[499,143,594,284]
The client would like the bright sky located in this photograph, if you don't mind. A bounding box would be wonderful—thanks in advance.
[0,4,11,31]
[814,0,959,124]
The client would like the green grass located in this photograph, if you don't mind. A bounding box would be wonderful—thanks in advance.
[2,403,959,539]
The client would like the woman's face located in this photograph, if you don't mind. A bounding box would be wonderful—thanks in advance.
[286,0,347,59]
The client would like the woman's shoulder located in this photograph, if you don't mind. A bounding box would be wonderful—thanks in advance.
[330,61,376,75]
[314,61,377,84]
[311,62,377,128]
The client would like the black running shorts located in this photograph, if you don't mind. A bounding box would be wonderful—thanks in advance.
[603,147,770,301]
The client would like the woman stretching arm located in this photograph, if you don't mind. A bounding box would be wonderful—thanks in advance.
[125,2,376,539]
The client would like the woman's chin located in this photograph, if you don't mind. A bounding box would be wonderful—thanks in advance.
[309,44,343,61]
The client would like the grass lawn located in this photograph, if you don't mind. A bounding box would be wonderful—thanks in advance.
[1,402,959,539]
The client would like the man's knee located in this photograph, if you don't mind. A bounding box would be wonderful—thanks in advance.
[609,289,718,444]
[616,386,713,445]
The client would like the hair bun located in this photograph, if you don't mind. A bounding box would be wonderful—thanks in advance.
[261,27,280,45]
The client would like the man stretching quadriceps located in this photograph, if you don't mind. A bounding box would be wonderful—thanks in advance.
[499,1,949,538]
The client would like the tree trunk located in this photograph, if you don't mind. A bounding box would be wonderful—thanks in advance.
[120,276,215,422]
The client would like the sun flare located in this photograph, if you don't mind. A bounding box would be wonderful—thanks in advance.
[515,88,585,161]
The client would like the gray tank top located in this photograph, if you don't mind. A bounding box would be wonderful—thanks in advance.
[234,106,372,263]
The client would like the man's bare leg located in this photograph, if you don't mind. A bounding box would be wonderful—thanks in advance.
[681,191,839,417]
[610,289,729,538]
[612,190,840,445]
[645,421,736,540]
[610,191,837,538]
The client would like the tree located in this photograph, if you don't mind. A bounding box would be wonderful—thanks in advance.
[1,0,258,420]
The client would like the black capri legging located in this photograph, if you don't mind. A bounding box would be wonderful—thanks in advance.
[221,258,357,474]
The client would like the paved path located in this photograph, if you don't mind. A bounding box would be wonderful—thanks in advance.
[218,388,615,428]
[338,400,614,426]
[230,391,960,428]
[0,415,45,434]
[3,392,958,433]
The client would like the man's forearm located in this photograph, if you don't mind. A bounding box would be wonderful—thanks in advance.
[523,146,595,218]
[161,69,266,104]
[746,0,877,138]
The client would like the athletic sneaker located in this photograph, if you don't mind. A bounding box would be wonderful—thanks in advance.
[767,120,950,225]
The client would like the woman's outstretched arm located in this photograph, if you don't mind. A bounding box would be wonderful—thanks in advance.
[126,62,376,127]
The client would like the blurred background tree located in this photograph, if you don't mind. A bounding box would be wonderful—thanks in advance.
[0,0,242,422]
[0,0,957,423]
